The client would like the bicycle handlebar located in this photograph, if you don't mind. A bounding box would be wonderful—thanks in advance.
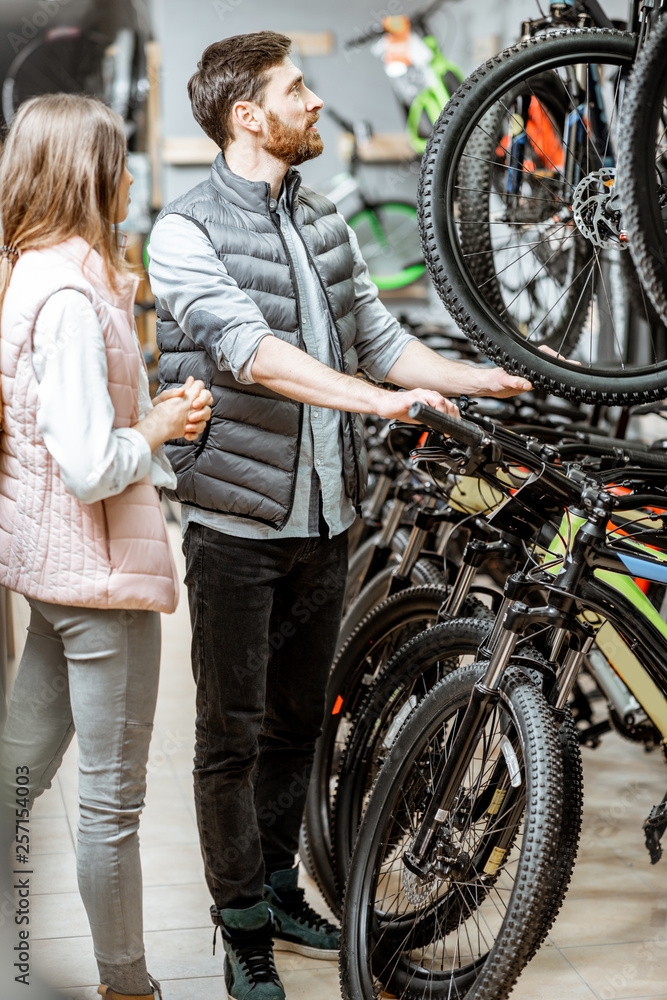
[344,25,384,49]
[408,402,487,447]
[621,445,667,471]
[408,401,667,505]
[344,0,460,48]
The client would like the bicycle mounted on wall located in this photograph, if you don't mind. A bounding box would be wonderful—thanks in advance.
[418,0,667,405]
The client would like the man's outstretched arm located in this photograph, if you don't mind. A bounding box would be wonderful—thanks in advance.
[385,339,532,398]
[251,336,457,422]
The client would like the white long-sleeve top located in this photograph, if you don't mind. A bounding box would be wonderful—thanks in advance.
[32,289,176,504]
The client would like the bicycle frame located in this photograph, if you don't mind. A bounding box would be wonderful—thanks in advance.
[405,35,463,153]
[403,437,667,874]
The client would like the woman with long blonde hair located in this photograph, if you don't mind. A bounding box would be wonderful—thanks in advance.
[0,93,212,999]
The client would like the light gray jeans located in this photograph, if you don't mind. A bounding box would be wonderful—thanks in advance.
[0,598,161,991]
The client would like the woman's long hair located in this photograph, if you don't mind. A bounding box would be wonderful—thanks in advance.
[0,93,130,426]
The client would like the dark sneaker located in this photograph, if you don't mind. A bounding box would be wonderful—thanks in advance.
[213,900,285,1000]
[265,867,339,961]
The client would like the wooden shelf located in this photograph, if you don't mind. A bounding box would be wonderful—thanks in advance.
[162,135,219,166]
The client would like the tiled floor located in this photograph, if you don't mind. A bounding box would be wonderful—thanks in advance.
[6,522,667,999]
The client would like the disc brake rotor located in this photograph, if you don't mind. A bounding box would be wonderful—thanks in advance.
[402,860,436,906]
[572,166,628,250]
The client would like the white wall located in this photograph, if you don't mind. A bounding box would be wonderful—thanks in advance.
[152,0,633,203]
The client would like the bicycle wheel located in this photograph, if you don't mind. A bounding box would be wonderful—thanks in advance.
[348,201,426,290]
[340,663,564,1000]
[302,585,450,915]
[457,76,594,354]
[334,618,492,900]
[618,15,667,325]
[339,557,446,652]
[419,28,667,404]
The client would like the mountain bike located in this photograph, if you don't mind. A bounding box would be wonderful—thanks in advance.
[344,0,464,154]
[418,0,667,404]
[341,401,667,1000]
[323,107,426,291]
[303,392,639,911]
[332,406,667,894]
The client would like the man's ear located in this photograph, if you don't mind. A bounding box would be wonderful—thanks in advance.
[231,100,263,137]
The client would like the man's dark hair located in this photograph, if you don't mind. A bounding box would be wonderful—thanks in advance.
[188,31,292,150]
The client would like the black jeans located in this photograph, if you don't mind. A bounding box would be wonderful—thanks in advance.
[183,519,349,910]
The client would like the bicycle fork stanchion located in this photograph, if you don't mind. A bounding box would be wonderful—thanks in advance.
[442,535,518,619]
[387,497,440,595]
[365,472,392,526]
[403,616,522,877]
[554,632,596,711]
[348,495,408,605]
[478,571,542,658]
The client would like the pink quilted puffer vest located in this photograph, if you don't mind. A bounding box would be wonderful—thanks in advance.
[0,237,179,613]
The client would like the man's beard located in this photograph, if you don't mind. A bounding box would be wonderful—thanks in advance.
[263,110,324,166]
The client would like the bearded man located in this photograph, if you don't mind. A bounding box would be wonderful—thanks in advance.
[148,30,530,1000]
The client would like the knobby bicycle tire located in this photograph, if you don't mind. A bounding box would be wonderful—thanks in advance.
[418,28,667,404]
[333,617,493,904]
[340,663,564,1000]
[618,15,667,326]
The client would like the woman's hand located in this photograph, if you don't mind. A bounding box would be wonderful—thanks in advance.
[135,377,213,451]
[155,377,213,441]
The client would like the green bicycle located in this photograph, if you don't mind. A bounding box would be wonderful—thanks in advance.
[344,0,464,154]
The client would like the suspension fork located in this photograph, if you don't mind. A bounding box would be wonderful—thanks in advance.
[404,596,592,874]
[403,622,520,874]
[347,495,407,605]
[366,471,392,525]
[554,630,596,710]
[441,535,519,619]
[387,497,439,595]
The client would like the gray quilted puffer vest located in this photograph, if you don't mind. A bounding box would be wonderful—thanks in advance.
[156,153,367,529]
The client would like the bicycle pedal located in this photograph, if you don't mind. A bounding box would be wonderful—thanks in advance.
[643,800,667,865]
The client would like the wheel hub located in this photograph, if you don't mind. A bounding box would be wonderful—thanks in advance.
[401,838,470,904]
[571,167,628,250]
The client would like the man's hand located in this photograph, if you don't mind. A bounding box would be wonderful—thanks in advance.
[377,388,459,423]
[467,368,533,398]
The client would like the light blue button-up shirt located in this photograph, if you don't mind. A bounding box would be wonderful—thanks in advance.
[148,189,416,539]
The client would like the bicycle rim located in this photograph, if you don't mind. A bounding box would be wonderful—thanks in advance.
[420,29,667,403]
